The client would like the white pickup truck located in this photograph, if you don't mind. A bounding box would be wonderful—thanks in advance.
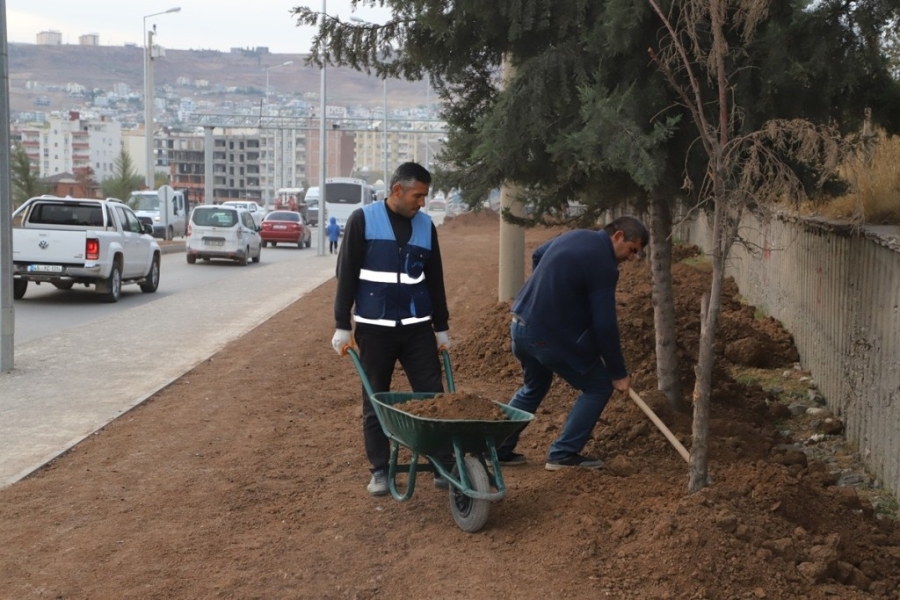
[12,196,162,303]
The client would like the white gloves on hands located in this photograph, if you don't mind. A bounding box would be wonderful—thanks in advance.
[332,329,352,356]
[435,330,451,351]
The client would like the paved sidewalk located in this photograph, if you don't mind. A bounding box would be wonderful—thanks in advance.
[0,249,335,488]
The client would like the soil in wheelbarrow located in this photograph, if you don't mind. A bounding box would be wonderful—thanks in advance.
[396,392,509,420]
[0,209,897,600]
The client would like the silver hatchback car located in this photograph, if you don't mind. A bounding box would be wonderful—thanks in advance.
[186,205,262,266]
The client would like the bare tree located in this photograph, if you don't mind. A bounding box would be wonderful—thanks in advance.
[647,0,845,492]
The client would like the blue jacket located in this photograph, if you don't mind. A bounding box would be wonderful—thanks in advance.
[353,202,434,327]
[326,217,341,242]
[511,229,627,378]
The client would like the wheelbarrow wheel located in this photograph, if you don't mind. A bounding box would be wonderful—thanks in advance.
[449,456,491,533]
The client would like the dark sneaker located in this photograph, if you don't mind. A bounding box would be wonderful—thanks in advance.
[498,451,528,466]
[433,475,450,490]
[367,469,389,496]
[544,454,604,471]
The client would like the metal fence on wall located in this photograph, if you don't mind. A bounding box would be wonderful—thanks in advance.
[674,210,900,497]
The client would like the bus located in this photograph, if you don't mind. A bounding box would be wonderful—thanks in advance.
[323,177,377,233]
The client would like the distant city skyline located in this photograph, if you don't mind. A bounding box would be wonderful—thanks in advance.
[6,1,394,54]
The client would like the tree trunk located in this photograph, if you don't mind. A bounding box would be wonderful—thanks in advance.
[648,191,682,412]
[688,208,728,493]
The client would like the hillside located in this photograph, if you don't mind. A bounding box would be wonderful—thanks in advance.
[8,43,429,114]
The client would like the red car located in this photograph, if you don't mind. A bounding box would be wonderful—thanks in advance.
[259,211,312,248]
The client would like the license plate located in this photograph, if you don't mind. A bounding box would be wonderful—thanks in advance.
[28,264,63,273]
[204,239,224,246]
[273,225,287,230]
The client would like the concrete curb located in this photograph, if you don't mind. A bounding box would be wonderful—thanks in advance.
[158,241,185,255]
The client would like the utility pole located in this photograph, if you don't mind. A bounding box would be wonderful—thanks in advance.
[144,28,155,189]
[498,55,525,302]
[1,0,15,371]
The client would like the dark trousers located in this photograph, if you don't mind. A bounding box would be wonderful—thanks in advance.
[329,240,338,253]
[355,323,443,472]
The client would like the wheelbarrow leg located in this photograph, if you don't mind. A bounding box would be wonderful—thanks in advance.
[386,441,418,501]
[480,438,509,495]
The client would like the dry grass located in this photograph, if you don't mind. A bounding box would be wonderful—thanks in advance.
[815,132,900,224]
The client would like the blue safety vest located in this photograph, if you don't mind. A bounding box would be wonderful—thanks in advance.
[354,202,434,327]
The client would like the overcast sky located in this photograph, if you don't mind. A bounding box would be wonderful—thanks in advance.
[5,1,395,54]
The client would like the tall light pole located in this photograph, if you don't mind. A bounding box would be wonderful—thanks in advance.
[1,0,15,372]
[265,60,293,105]
[349,16,390,189]
[424,74,430,169]
[382,78,389,190]
[263,61,293,208]
[143,7,181,189]
[317,0,328,257]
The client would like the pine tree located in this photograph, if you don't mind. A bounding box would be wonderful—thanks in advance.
[295,0,900,488]
[101,149,144,202]
[11,143,48,208]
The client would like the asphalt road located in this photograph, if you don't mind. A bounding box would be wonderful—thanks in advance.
[13,237,322,345]
[0,235,337,488]
[0,211,445,489]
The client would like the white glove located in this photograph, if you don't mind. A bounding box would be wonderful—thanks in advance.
[332,329,352,356]
[435,330,450,351]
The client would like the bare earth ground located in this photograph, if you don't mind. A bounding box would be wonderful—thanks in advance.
[1,212,898,599]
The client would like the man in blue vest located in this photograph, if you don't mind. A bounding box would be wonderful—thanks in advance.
[331,162,451,496]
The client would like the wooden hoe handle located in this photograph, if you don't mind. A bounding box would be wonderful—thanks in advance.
[627,388,691,463]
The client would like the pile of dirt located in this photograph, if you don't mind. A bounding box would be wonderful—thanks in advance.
[397,392,509,421]
[0,213,896,599]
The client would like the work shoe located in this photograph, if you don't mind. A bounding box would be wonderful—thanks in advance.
[498,451,528,466]
[545,454,604,471]
[367,469,389,496]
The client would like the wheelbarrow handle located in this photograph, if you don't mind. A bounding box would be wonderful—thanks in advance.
[346,348,377,399]
[345,347,456,395]
[441,349,456,393]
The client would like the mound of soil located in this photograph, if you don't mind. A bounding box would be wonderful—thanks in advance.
[0,211,896,599]
[397,392,509,421]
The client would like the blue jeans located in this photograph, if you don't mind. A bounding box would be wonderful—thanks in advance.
[503,320,614,461]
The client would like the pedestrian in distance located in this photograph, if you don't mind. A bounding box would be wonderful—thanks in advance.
[326,216,341,254]
[497,215,648,471]
[331,162,451,497]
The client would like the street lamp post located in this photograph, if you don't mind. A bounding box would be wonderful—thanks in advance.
[424,74,430,169]
[265,60,293,105]
[143,7,181,190]
[263,61,293,209]
[382,78,389,190]
[349,17,390,191]
[317,0,328,257]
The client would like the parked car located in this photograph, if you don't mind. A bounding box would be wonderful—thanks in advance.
[259,210,312,249]
[428,197,446,212]
[221,200,265,227]
[186,205,262,266]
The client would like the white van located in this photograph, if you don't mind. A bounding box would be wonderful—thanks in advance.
[128,188,187,240]
[304,186,320,226]
[186,205,262,266]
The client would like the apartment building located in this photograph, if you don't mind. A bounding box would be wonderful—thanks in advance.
[157,124,354,204]
[13,111,122,183]
[36,31,62,45]
[353,120,444,181]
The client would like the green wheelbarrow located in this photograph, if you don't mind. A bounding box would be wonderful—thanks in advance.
[346,348,534,533]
